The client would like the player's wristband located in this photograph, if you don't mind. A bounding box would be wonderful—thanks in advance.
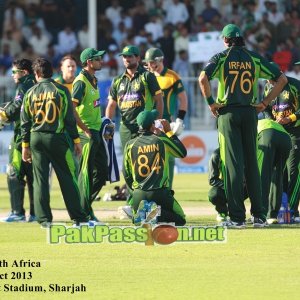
[205,96,214,105]
[177,110,186,120]
[261,101,267,108]
[0,110,8,121]
[289,114,297,122]
[166,131,174,138]
[22,142,30,148]
[73,137,81,144]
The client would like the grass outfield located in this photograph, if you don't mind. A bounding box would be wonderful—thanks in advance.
[0,173,300,300]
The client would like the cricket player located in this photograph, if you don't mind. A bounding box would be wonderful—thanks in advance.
[20,58,89,227]
[0,59,36,222]
[143,47,188,188]
[262,64,300,222]
[105,45,163,151]
[257,118,291,224]
[208,148,229,222]
[72,47,108,222]
[55,54,77,93]
[123,109,187,225]
[199,23,288,228]
[208,147,249,223]
[55,55,78,174]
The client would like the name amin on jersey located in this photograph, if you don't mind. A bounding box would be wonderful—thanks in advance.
[138,143,159,154]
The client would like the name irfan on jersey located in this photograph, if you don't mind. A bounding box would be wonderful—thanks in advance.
[228,62,251,69]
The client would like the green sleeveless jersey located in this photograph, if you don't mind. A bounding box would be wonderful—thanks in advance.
[109,66,161,131]
[123,131,186,190]
[72,70,101,131]
[203,46,282,105]
[257,119,289,134]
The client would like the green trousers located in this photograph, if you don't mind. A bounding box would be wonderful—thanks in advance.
[218,106,264,222]
[119,123,139,152]
[285,127,300,217]
[208,186,228,215]
[132,188,186,225]
[119,123,139,206]
[30,132,88,224]
[78,130,108,220]
[257,128,292,218]
[8,137,34,216]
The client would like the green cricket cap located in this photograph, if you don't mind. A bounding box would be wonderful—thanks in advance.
[143,48,164,62]
[270,62,280,70]
[137,109,158,129]
[80,48,106,63]
[221,24,242,38]
[119,45,140,56]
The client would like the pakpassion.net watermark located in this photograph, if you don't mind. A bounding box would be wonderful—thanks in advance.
[47,224,227,245]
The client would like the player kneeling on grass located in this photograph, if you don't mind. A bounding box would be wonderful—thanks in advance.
[123,109,187,226]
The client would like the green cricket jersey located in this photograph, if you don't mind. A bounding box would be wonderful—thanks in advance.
[4,74,36,143]
[21,78,80,146]
[257,119,289,134]
[109,65,161,130]
[156,67,185,122]
[263,76,300,128]
[72,70,102,131]
[55,74,73,94]
[203,46,282,105]
[123,131,186,190]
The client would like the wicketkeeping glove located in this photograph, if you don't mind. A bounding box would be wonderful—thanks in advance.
[170,118,184,136]
[0,109,9,131]
[104,120,115,140]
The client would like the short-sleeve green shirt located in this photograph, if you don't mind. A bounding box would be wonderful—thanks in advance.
[156,67,185,122]
[203,46,282,105]
[108,65,161,127]
[72,70,102,131]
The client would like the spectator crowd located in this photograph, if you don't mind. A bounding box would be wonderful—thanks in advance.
[0,0,300,79]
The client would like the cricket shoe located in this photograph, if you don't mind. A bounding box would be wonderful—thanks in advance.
[144,202,160,224]
[133,200,147,225]
[221,220,246,229]
[118,205,133,220]
[253,217,268,228]
[102,192,112,201]
[246,216,254,224]
[0,212,14,222]
[1,213,26,222]
[266,218,278,225]
[292,216,300,223]
[88,220,105,226]
[216,213,228,223]
[133,200,160,225]
[72,222,89,228]
[40,222,52,228]
[28,215,37,222]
